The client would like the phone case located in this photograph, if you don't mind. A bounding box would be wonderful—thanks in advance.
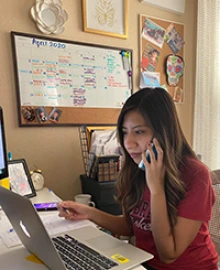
[138,144,158,171]
[34,202,58,211]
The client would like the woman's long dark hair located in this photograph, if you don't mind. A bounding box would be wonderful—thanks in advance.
[116,87,198,227]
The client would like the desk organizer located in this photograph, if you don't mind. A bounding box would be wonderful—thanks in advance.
[78,126,120,182]
[90,155,120,182]
[80,174,122,215]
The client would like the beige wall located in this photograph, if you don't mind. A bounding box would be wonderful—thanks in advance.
[0,0,197,200]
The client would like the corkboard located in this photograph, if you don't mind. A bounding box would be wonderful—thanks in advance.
[140,15,185,99]
[19,106,121,126]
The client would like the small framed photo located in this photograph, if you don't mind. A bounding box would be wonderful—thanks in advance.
[8,159,36,198]
[82,0,128,39]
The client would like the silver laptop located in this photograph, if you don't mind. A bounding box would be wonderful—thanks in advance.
[0,186,153,270]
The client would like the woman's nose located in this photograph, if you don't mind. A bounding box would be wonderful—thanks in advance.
[124,133,137,149]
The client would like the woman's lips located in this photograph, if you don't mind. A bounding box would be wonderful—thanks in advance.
[130,153,141,159]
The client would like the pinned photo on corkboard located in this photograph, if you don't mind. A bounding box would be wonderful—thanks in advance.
[141,18,166,49]
[165,24,185,55]
[173,87,184,103]
[21,107,35,122]
[141,43,160,72]
[35,107,48,123]
[140,71,160,88]
[48,108,62,123]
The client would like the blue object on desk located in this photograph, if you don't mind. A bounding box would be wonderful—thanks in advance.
[8,152,12,161]
[9,228,14,233]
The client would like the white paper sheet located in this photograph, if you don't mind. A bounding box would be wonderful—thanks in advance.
[0,213,96,248]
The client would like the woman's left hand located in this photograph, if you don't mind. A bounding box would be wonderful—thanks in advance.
[142,138,165,195]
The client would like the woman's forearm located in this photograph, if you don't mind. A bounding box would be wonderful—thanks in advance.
[151,192,176,262]
[88,207,132,236]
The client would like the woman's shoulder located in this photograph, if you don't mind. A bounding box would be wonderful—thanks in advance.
[182,156,209,173]
[178,156,215,220]
[181,156,211,186]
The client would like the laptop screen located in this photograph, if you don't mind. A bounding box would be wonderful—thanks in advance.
[0,107,8,180]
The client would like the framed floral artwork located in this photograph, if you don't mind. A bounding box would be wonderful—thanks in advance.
[82,0,128,39]
[8,159,36,198]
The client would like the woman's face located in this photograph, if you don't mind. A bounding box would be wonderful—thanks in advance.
[122,110,154,164]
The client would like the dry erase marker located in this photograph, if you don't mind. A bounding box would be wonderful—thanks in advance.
[8,152,12,161]
[48,189,70,214]
[128,70,132,89]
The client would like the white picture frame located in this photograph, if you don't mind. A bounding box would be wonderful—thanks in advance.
[140,0,185,14]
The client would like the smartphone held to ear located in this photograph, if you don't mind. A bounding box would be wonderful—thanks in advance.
[138,144,158,171]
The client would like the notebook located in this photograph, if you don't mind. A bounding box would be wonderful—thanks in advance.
[0,186,153,270]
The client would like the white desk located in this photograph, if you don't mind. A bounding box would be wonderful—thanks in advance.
[0,187,145,270]
[31,187,60,204]
[0,187,62,270]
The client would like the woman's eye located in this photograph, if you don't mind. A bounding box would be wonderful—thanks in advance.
[135,130,144,134]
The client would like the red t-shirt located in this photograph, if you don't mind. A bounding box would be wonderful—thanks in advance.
[130,157,218,269]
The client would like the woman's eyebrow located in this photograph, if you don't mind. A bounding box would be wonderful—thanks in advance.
[122,125,148,129]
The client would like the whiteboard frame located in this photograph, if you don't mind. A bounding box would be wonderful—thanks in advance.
[11,31,133,127]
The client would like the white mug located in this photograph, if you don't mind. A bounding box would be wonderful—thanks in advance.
[74,194,95,207]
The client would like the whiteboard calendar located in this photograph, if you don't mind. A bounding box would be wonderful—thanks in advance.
[12,32,132,109]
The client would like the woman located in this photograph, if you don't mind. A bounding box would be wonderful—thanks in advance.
[58,87,218,269]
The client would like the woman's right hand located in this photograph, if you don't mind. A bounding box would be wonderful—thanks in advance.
[57,201,93,221]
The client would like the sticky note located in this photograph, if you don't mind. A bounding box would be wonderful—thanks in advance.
[26,254,44,264]
[111,254,130,264]
[0,178,10,190]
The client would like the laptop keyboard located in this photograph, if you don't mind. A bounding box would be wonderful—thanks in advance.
[52,234,119,270]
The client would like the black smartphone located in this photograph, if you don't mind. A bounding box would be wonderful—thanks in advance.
[138,144,158,171]
[34,202,58,211]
